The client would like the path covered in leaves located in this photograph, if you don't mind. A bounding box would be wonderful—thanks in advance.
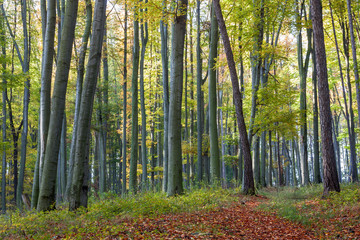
[63,196,315,239]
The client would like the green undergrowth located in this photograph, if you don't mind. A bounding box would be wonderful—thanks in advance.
[0,187,238,239]
[258,183,360,235]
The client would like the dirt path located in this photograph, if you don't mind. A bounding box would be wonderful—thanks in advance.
[90,196,315,239]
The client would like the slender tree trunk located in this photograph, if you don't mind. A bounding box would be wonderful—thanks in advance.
[17,0,31,208]
[129,3,140,194]
[196,0,203,184]
[37,0,79,211]
[209,6,220,183]
[345,0,359,182]
[140,1,148,190]
[122,1,128,194]
[69,0,107,210]
[1,15,7,213]
[66,0,92,201]
[311,0,340,195]
[213,0,255,195]
[312,35,321,184]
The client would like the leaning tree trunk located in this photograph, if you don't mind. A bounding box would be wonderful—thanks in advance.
[213,0,255,195]
[167,0,188,196]
[311,0,340,195]
[37,0,79,212]
[69,0,107,210]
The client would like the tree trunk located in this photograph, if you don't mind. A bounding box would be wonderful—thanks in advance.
[346,0,360,182]
[311,0,340,195]
[37,0,79,212]
[1,15,7,213]
[196,0,203,184]
[213,0,255,195]
[167,0,187,196]
[66,0,92,201]
[129,3,140,194]
[209,6,220,183]
[140,1,148,190]
[122,1,128,194]
[17,0,31,209]
[69,0,107,210]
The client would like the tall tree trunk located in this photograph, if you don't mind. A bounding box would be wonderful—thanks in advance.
[1,15,7,213]
[196,0,203,184]
[209,6,220,183]
[345,0,359,182]
[296,1,311,185]
[17,0,31,209]
[311,0,340,195]
[329,2,354,184]
[69,0,107,210]
[160,0,169,192]
[213,0,255,195]
[66,0,92,201]
[129,3,140,194]
[312,35,321,184]
[37,0,79,212]
[167,0,187,196]
[140,1,149,190]
[122,1,128,194]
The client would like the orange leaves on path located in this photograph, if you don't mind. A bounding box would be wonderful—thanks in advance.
[66,196,315,239]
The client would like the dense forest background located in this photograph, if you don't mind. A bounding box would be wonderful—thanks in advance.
[0,0,358,213]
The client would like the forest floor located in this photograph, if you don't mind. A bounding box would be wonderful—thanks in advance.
[1,184,360,239]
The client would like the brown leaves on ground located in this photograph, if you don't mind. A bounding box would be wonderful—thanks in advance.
[63,195,315,239]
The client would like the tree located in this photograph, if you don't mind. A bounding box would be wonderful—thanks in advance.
[65,0,92,201]
[310,0,340,195]
[69,0,107,210]
[140,0,149,190]
[209,5,220,183]
[37,0,79,211]
[167,0,187,196]
[1,12,7,214]
[160,0,170,192]
[213,0,255,195]
[32,0,57,208]
[129,2,140,194]
[345,0,359,182]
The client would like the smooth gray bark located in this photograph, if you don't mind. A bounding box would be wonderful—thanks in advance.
[209,6,220,183]
[345,0,359,182]
[196,0,203,183]
[129,4,140,194]
[167,0,187,196]
[160,0,169,192]
[140,1,148,190]
[37,0,79,212]
[17,0,31,208]
[69,0,107,210]
[66,0,92,201]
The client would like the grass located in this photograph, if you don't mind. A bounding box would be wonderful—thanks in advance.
[258,183,360,238]
[0,187,239,239]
